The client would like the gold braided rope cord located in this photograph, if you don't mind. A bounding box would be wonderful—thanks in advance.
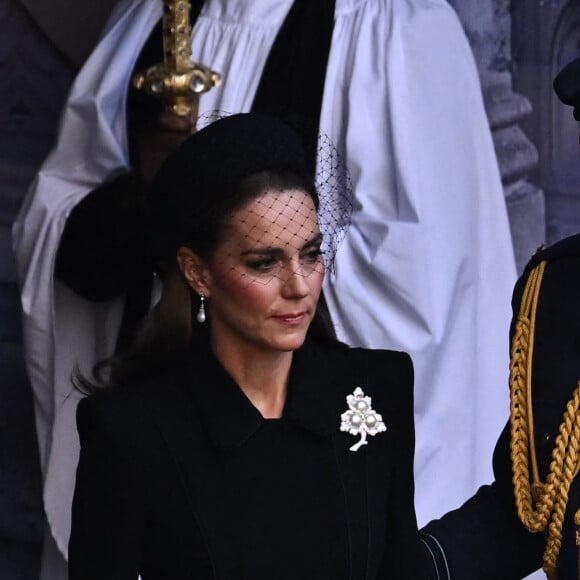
[509,259,580,579]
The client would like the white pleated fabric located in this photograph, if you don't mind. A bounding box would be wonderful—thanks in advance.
[13,0,516,564]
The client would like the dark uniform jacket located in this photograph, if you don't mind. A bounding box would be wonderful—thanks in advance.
[423,233,580,579]
[68,339,434,579]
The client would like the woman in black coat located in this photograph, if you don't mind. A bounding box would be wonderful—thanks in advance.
[68,113,433,579]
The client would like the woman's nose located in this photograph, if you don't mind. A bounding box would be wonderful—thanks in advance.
[281,263,310,297]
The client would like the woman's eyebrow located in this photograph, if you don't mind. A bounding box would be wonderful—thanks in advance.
[240,247,284,257]
[240,232,323,256]
[302,233,323,248]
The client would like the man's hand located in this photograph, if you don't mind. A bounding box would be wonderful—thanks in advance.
[137,111,196,184]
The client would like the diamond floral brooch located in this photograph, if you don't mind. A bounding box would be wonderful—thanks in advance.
[340,387,386,452]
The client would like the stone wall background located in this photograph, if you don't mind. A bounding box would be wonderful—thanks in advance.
[1,1,578,578]
[511,0,580,245]
[449,0,580,271]
[448,0,547,273]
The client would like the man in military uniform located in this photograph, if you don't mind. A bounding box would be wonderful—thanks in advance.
[422,57,580,580]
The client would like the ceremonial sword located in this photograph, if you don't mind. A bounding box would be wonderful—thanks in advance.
[132,0,221,126]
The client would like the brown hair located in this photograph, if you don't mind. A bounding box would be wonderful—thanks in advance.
[78,113,339,391]
[78,169,335,392]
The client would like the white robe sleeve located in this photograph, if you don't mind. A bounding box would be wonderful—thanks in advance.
[12,0,162,558]
[321,0,516,525]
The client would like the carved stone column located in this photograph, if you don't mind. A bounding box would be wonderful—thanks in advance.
[512,0,580,245]
[449,0,546,273]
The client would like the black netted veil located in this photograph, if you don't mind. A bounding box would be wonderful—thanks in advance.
[149,112,352,278]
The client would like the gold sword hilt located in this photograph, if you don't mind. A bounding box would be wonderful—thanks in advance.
[132,0,221,125]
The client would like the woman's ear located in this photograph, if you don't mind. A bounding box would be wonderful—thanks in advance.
[176,247,211,296]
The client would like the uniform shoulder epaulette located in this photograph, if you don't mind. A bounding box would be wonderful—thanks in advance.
[509,230,580,578]
[525,232,580,272]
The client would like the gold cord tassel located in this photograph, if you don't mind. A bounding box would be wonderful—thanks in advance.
[510,260,580,579]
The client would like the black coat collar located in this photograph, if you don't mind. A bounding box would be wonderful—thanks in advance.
[183,339,343,450]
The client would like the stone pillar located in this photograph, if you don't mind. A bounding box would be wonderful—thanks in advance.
[512,0,580,245]
[449,0,546,274]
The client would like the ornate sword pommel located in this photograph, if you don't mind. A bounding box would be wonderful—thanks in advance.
[132,0,221,123]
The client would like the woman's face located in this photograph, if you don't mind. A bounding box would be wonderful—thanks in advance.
[201,189,324,356]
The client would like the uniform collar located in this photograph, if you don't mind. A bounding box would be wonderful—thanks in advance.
[184,340,340,450]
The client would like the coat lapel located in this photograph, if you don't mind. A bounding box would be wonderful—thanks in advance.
[139,369,217,576]
[143,341,394,580]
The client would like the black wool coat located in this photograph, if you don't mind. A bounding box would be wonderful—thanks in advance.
[69,339,434,579]
[423,233,580,580]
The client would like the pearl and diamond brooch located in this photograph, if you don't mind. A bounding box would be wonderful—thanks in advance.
[340,387,386,452]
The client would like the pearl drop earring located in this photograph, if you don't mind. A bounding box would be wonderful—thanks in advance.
[196,293,206,323]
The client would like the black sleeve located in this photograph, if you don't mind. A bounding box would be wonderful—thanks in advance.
[376,353,440,579]
[55,173,151,301]
[420,482,537,580]
[54,23,163,302]
[69,396,145,579]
